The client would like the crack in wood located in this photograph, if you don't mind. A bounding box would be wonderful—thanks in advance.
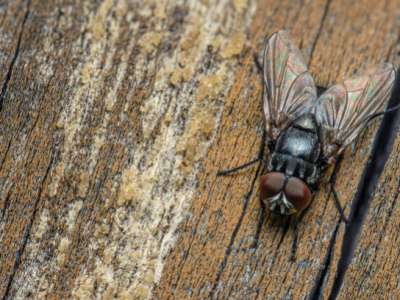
[308,0,332,67]
[0,0,31,112]
[2,145,55,300]
[209,161,264,299]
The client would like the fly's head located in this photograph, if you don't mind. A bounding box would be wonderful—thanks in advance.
[259,172,311,215]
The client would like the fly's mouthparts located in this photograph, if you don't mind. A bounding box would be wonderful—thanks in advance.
[265,192,297,215]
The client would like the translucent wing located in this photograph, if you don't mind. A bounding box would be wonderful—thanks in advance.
[263,30,317,140]
[314,63,395,161]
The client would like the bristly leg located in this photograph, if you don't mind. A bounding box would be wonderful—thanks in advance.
[327,153,349,224]
[217,53,267,176]
[329,182,349,223]
[366,101,400,122]
[291,207,310,261]
[217,130,266,175]
[252,197,266,248]
[217,158,261,175]
[253,53,263,73]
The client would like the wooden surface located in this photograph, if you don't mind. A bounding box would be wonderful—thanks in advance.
[1,0,400,299]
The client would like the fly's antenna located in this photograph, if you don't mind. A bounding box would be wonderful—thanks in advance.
[366,101,400,122]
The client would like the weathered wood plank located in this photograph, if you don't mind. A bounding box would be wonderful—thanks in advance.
[1,0,259,298]
[1,0,400,299]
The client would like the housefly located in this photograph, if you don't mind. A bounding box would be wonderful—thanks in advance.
[218,30,396,259]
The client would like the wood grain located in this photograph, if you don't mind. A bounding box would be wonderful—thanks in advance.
[0,0,399,299]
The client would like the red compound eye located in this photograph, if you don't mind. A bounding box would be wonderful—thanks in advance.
[285,177,311,212]
[259,172,285,200]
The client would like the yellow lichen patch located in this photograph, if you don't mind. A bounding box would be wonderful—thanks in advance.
[67,201,83,233]
[49,181,59,198]
[95,223,110,238]
[74,276,94,299]
[170,66,182,87]
[197,74,224,102]
[56,118,65,129]
[181,28,200,50]
[209,34,225,51]
[118,291,132,300]
[81,62,100,85]
[177,67,228,178]
[49,162,66,197]
[65,123,78,150]
[134,285,150,300]
[34,209,49,240]
[104,247,115,265]
[200,114,215,138]
[56,162,65,176]
[94,136,104,148]
[117,169,137,206]
[222,32,247,58]
[139,32,162,54]
[143,270,155,285]
[58,254,66,268]
[59,238,70,253]
[102,283,118,300]
[233,0,247,12]
[154,6,167,19]
[78,171,90,198]
[57,238,70,267]
[182,65,193,82]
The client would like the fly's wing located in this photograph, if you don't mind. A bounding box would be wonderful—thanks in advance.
[263,30,317,140]
[314,63,395,162]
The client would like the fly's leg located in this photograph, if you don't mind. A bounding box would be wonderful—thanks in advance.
[220,54,267,246]
[253,53,263,73]
[329,182,349,223]
[252,197,266,248]
[217,51,266,176]
[218,53,266,176]
[366,79,400,121]
[217,158,261,175]
[290,188,317,261]
[291,206,310,261]
[217,130,266,175]
[327,153,350,224]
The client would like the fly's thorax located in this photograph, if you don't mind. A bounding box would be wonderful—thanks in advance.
[265,113,324,185]
[275,123,321,164]
[292,113,319,133]
[259,172,311,215]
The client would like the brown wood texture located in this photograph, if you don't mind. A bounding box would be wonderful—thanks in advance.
[1,0,400,299]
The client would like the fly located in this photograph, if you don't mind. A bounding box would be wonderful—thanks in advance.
[218,30,397,259]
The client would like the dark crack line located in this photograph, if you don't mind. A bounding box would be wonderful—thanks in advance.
[308,0,332,67]
[327,67,400,300]
[309,223,340,300]
[0,0,31,111]
[209,161,263,300]
[2,146,55,300]
[1,183,13,219]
